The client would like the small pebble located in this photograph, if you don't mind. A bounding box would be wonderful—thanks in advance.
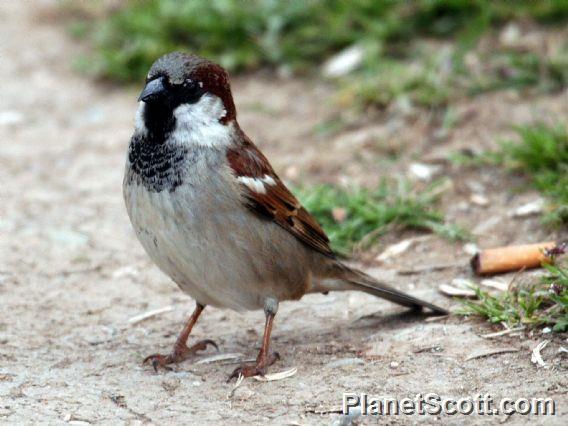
[327,358,365,368]
[463,243,479,256]
[470,194,489,206]
[322,45,364,78]
[408,163,441,182]
[510,199,544,217]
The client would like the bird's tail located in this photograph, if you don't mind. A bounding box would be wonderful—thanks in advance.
[317,262,448,315]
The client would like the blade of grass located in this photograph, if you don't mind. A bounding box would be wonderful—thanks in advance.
[296,179,467,255]
[458,258,568,332]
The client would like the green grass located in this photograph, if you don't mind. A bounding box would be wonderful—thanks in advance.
[71,0,568,110]
[459,257,568,332]
[501,124,568,224]
[296,179,467,255]
[449,123,568,224]
[339,38,567,110]
[447,150,502,168]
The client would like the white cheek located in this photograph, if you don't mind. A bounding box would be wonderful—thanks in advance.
[134,101,147,135]
[175,93,226,124]
[170,94,233,148]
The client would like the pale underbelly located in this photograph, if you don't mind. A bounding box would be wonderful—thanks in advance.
[125,182,313,310]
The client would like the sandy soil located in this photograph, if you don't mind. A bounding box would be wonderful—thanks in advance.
[1,2,566,424]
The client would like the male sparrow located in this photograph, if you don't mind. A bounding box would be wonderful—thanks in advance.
[123,52,447,380]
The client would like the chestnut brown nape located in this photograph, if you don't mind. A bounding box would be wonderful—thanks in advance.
[148,52,236,123]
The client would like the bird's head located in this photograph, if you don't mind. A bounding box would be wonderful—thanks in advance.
[135,52,236,143]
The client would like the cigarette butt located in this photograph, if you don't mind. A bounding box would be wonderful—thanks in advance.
[471,241,556,275]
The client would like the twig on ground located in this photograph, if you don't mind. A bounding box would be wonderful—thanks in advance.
[481,326,525,339]
[413,345,443,353]
[397,262,464,275]
[466,347,519,361]
[43,265,104,278]
[500,413,514,424]
[425,314,450,322]
[227,374,245,399]
[305,405,343,415]
[128,306,174,325]
[195,353,245,365]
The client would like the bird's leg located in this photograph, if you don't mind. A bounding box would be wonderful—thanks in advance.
[143,303,217,372]
[228,297,280,382]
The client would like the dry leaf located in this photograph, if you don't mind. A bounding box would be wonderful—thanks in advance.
[531,340,549,368]
[376,239,413,261]
[480,279,508,292]
[439,284,476,298]
[253,367,297,382]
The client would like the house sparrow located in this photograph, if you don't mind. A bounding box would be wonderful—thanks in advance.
[123,52,447,380]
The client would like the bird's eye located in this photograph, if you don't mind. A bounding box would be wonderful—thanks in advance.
[171,78,204,103]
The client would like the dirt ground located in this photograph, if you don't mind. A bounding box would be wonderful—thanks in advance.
[1,2,566,424]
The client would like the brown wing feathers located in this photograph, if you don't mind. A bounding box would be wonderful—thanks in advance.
[226,132,448,314]
[227,137,335,259]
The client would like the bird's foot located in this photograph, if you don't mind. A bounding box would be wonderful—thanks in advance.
[143,339,218,372]
[227,351,280,382]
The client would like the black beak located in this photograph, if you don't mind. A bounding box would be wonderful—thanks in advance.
[138,77,167,102]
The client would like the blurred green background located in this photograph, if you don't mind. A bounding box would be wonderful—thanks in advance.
[71,0,567,109]
[68,0,567,230]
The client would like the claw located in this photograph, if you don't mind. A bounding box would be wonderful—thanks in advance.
[226,350,280,382]
[151,358,172,372]
[227,369,241,383]
[142,353,171,372]
[227,365,266,383]
[227,307,280,382]
[142,339,218,373]
[142,353,161,365]
[195,339,219,352]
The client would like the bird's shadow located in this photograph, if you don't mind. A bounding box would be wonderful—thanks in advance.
[273,307,438,350]
[350,308,436,329]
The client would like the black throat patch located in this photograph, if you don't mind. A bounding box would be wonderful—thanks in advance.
[126,134,188,193]
[142,102,177,144]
